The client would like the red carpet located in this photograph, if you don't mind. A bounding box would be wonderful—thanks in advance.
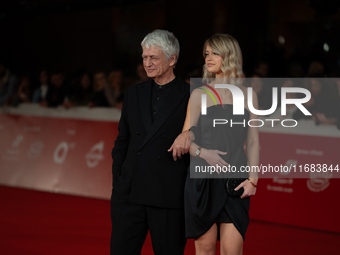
[0,185,339,254]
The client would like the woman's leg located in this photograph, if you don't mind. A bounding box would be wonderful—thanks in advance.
[219,223,243,255]
[194,223,218,255]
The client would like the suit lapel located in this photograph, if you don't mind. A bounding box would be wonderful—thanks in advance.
[139,77,187,150]
[138,80,153,132]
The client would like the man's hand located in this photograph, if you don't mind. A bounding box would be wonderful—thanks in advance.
[168,130,191,161]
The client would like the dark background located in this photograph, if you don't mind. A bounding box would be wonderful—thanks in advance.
[1,0,340,78]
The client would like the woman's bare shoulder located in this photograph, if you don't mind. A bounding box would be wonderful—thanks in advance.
[190,86,208,96]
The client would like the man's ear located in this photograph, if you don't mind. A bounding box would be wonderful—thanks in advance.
[169,55,176,67]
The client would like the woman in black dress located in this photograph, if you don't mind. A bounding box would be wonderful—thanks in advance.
[182,34,259,254]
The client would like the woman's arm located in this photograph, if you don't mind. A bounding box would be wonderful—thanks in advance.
[246,95,260,182]
[168,89,202,160]
[235,90,260,198]
[185,89,229,167]
[169,88,230,168]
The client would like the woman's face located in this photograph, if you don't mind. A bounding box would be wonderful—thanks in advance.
[205,45,223,76]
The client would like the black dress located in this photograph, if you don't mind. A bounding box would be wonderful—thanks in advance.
[185,104,250,240]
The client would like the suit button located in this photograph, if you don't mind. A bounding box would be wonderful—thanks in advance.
[136,131,140,135]
[162,135,166,139]
[157,156,161,159]
[137,152,141,156]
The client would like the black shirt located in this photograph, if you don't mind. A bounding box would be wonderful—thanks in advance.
[151,76,177,122]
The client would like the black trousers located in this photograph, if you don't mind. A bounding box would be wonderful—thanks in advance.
[110,199,186,255]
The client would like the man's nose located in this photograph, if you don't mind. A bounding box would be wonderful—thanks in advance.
[145,58,152,67]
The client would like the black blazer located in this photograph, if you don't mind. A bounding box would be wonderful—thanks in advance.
[111,77,190,209]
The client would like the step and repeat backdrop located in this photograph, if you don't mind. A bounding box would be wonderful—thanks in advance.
[0,104,120,199]
[0,103,339,233]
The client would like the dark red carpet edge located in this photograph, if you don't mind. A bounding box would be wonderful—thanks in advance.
[0,185,339,255]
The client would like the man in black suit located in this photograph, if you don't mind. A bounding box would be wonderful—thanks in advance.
[110,30,190,255]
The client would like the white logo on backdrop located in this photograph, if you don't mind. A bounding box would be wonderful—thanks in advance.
[85,141,105,168]
[11,135,24,148]
[27,140,44,159]
[307,171,333,192]
[53,142,76,164]
[6,134,24,155]
[2,134,24,161]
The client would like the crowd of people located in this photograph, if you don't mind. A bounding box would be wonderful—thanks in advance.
[0,58,339,128]
[247,61,340,128]
[0,61,148,111]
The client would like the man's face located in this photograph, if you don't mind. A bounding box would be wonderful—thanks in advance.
[142,46,174,79]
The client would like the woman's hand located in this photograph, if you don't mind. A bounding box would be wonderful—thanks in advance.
[200,148,229,172]
[235,179,257,198]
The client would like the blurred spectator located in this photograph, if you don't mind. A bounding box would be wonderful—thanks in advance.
[250,73,272,110]
[293,78,337,124]
[105,69,124,107]
[45,70,68,107]
[287,62,305,78]
[0,59,18,106]
[88,71,109,107]
[317,76,340,128]
[268,79,298,124]
[135,63,148,84]
[184,63,201,84]
[254,61,269,78]
[64,71,93,108]
[8,75,32,106]
[307,61,325,77]
[32,70,49,105]
[115,94,124,111]
[334,78,340,129]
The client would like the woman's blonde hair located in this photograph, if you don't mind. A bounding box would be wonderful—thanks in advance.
[202,34,244,79]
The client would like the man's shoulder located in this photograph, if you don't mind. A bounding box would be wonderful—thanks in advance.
[175,76,190,93]
[126,79,152,94]
[127,77,189,94]
[176,76,189,85]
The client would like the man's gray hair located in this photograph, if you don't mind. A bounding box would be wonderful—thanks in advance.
[141,29,180,65]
